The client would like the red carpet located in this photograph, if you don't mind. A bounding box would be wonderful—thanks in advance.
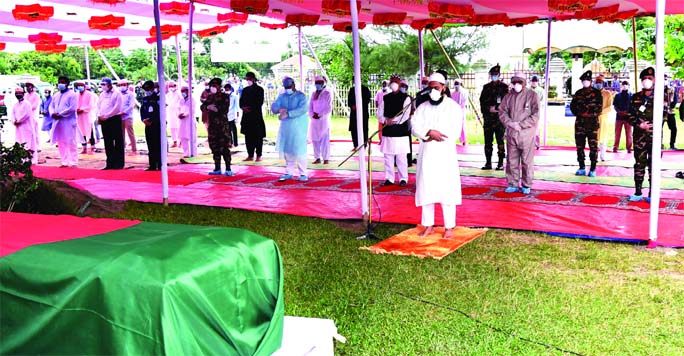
[32,166,211,186]
[0,212,139,257]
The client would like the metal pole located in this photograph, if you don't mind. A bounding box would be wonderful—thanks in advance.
[96,50,121,81]
[302,32,349,117]
[648,0,665,247]
[418,29,425,82]
[84,45,91,83]
[298,26,304,90]
[632,17,639,90]
[188,1,196,157]
[350,0,369,220]
[153,0,169,206]
[175,35,183,84]
[543,18,552,147]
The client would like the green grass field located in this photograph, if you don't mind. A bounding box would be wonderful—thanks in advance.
[109,202,684,356]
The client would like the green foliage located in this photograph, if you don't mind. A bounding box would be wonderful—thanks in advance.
[624,15,684,77]
[528,50,624,74]
[0,143,39,212]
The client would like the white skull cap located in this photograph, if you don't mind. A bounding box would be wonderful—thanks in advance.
[428,72,446,84]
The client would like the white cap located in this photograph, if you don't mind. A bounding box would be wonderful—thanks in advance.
[512,71,526,81]
[428,72,446,84]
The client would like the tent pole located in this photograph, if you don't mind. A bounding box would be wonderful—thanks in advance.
[298,26,304,90]
[418,29,425,83]
[175,35,183,84]
[543,18,552,147]
[632,17,639,89]
[84,45,91,84]
[648,0,665,247]
[188,1,196,157]
[302,32,349,116]
[349,0,370,222]
[153,0,169,206]
[96,50,121,81]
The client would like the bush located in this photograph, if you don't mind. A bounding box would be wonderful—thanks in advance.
[0,143,38,212]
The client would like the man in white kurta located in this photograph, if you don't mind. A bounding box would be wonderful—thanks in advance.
[24,82,41,154]
[451,79,468,145]
[75,81,95,154]
[377,76,411,186]
[11,87,38,164]
[48,76,79,167]
[411,72,462,239]
[309,76,333,164]
[166,81,181,148]
[178,85,197,158]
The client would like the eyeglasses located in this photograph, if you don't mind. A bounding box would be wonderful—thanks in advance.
[99,83,106,86]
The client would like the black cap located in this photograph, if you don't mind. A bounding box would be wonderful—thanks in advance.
[245,72,257,80]
[142,80,155,90]
[489,64,500,75]
[531,75,539,82]
[209,77,222,87]
[580,70,592,81]
[640,67,655,79]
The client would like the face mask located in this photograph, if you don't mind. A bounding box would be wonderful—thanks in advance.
[27,87,34,93]
[421,84,428,89]
[429,88,442,101]
[58,84,67,92]
[389,82,399,92]
[77,87,85,93]
[491,75,499,82]
[182,92,188,99]
[15,94,24,100]
[514,83,523,93]
[154,88,159,94]
[45,93,51,97]
[315,84,323,91]
[593,83,603,90]
[642,79,653,90]
[145,91,153,97]
[621,85,629,91]
[531,82,538,88]
[169,87,176,92]
[204,86,210,91]
[210,87,218,94]
[582,80,591,88]
[120,86,128,93]
[454,85,460,90]
[246,80,253,87]
[285,88,294,95]
[399,87,407,94]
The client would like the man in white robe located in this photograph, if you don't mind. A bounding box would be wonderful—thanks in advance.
[24,81,41,154]
[451,79,468,145]
[11,87,38,164]
[48,76,79,167]
[377,75,411,186]
[166,81,181,148]
[411,72,462,239]
[75,81,95,154]
[178,85,197,158]
[308,76,333,164]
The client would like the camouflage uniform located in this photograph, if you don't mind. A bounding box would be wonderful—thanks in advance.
[570,86,602,172]
[479,80,509,169]
[627,90,654,195]
[201,86,232,173]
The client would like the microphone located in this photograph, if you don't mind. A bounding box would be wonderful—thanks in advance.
[416,86,432,96]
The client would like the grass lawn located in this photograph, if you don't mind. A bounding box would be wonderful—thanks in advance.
[110,202,684,356]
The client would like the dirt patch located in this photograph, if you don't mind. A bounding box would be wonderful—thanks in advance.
[48,180,125,216]
[330,219,367,233]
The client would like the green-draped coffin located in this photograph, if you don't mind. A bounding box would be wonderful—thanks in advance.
[0,222,284,355]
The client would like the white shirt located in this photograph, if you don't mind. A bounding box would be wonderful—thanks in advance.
[376,93,411,155]
[97,88,123,120]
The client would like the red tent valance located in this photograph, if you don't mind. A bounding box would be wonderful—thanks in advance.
[160,2,190,16]
[90,0,126,4]
[427,2,474,19]
[574,4,620,21]
[599,9,638,23]
[28,32,62,44]
[285,14,320,27]
[547,0,597,14]
[321,0,361,17]
[332,22,366,33]
[12,4,54,22]
[0,43,6,51]
[260,22,288,30]
[36,43,67,54]
[504,16,538,27]
[196,25,229,38]
[217,12,248,24]
[90,38,121,50]
[149,24,182,37]
[410,18,446,30]
[88,15,126,30]
[230,0,268,15]
[470,13,509,25]
[372,13,407,26]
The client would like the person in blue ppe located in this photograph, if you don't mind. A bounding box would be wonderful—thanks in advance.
[271,76,309,181]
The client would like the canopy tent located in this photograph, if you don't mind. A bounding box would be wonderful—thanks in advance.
[2,0,680,246]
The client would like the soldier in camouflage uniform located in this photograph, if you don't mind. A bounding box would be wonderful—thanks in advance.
[200,77,233,176]
[570,70,603,177]
[627,67,656,201]
[479,64,509,170]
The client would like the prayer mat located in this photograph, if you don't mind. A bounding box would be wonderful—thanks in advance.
[32,166,212,186]
[360,226,488,260]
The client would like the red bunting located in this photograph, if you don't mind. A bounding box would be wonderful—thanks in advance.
[160,2,190,16]
[285,14,320,27]
[372,13,407,26]
[574,4,620,21]
[149,24,183,37]
[12,4,54,22]
[259,22,288,30]
[469,14,509,26]
[230,0,268,15]
[427,2,474,19]
[504,16,539,27]
[28,32,62,44]
[599,9,638,23]
[0,43,6,51]
[90,0,126,4]
[196,25,229,38]
[88,15,126,30]
[332,22,366,33]
[322,0,361,17]
[547,0,597,14]
[217,12,248,24]
[90,38,121,50]
[35,43,67,54]
[410,18,446,30]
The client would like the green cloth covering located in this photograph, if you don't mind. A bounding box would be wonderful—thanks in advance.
[0,222,284,355]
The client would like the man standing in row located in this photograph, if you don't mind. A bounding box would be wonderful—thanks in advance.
[309,76,332,164]
[24,81,41,152]
[201,78,233,176]
[119,80,137,155]
[627,67,655,202]
[479,64,508,170]
[140,81,161,171]
[272,77,309,181]
[240,72,266,162]
[224,83,239,147]
[451,79,468,145]
[347,83,371,149]
[529,75,545,149]
[570,70,602,177]
[377,75,411,186]
[595,75,614,161]
[11,87,38,164]
[97,77,124,170]
[178,85,196,158]
[612,81,633,153]
[49,76,79,167]
[75,81,95,154]
[40,88,53,138]
[498,72,540,194]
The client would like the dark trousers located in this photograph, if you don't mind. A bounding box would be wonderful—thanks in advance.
[145,124,162,170]
[213,147,232,172]
[663,113,677,148]
[575,120,599,170]
[350,119,369,148]
[633,135,652,194]
[101,115,125,169]
[245,134,263,158]
[483,120,506,161]
[228,120,238,146]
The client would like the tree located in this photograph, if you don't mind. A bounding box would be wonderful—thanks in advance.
[624,15,684,78]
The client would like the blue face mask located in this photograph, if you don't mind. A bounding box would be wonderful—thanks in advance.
[491,75,499,82]
[77,87,85,93]
[58,83,67,92]
[315,84,323,91]
[285,88,293,95]
[593,83,603,90]
[182,92,188,99]
[145,90,153,97]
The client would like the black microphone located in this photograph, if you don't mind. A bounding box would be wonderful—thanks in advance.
[416,86,432,96]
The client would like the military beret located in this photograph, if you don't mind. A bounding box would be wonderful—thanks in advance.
[489,64,500,75]
[580,70,592,81]
[208,77,222,86]
[640,67,655,79]
[142,80,155,90]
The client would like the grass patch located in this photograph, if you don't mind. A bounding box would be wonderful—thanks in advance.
[108,202,684,356]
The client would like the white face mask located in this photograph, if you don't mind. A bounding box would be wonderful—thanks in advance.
[621,85,629,91]
[454,85,460,91]
[169,87,177,92]
[285,88,294,95]
[389,82,399,92]
[210,87,218,94]
[514,83,523,93]
[491,75,499,82]
[120,86,128,93]
[582,80,591,88]
[642,79,653,90]
[531,82,538,88]
[429,88,442,101]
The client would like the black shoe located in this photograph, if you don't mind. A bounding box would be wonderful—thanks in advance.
[495,164,504,171]
[102,166,111,170]
[399,180,407,187]
[380,180,393,186]
[481,164,492,170]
